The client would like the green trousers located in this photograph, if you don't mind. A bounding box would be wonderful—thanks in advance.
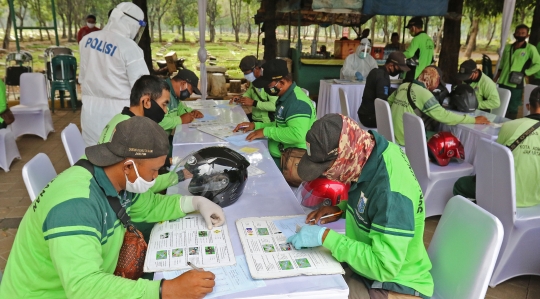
[453,175,477,199]
[499,85,523,119]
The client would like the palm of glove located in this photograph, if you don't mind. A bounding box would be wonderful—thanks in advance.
[355,71,364,81]
[286,225,326,250]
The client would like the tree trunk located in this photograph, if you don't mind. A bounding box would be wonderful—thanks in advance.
[486,19,497,49]
[530,0,540,46]
[132,0,154,74]
[3,8,12,50]
[383,16,388,43]
[181,23,186,42]
[333,24,339,38]
[158,17,162,42]
[435,18,444,53]
[439,0,464,85]
[60,14,66,39]
[245,4,252,44]
[263,0,277,61]
[464,16,479,58]
[397,16,402,39]
[370,16,376,42]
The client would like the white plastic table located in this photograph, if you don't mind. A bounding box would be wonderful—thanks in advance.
[440,110,510,167]
[156,105,349,299]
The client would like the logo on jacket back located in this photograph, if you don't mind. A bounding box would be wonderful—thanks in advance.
[84,37,118,57]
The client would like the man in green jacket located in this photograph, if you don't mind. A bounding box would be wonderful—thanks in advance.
[160,69,205,133]
[290,114,434,299]
[389,66,489,145]
[0,79,7,129]
[454,86,540,208]
[404,17,434,81]
[494,24,540,119]
[0,116,225,299]
[234,59,316,165]
[231,55,278,123]
[456,59,500,112]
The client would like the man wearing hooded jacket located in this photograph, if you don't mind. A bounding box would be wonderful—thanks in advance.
[79,2,149,146]
[341,38,378,81]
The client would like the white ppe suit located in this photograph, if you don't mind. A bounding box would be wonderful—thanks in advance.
[341,38,378,81]
[79,2,149,146]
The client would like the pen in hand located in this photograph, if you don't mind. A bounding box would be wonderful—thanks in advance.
[187,261,202,271]
[308,211,343,223]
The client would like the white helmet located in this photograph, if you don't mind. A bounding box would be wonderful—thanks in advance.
[105,2,146,43]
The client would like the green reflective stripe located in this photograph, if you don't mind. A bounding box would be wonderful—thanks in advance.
[370,225,414,237]
[372,223,414,237]
[100,221,123,245]
[286,114,311,121]
[421,97,440,112]
[43,225,102,239]
[44,230,100,241]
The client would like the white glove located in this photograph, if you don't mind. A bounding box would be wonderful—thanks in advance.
[181,196,226,229]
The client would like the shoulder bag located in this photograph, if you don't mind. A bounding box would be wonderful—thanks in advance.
[406,83,440,132]
[75,159,147,280]
[508,47,525,85]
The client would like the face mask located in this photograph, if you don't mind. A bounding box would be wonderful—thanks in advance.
[87,23,95,29]
[179,86,191,100]
[125,160,156,193]
[244,72,256,82]
[463,78,473,84]
[264,82,281,96]
[388,65,401,77]
[359,52,368,59]
[514,34,527,42]
[144,99,166,123]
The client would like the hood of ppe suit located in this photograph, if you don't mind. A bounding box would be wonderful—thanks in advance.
[341,39,378,80]
[104,2,144,40]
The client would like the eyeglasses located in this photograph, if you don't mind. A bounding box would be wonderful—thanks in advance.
[123,12,147,27]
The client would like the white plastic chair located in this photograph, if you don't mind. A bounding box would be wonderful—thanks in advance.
[10,73,54,140]
[338,88,351,117]
[61,123,86,166]
[475,138,540,287]
[403,112,474,217]
[0,128,21,172]
[492,87,510,117]
[523,84,537,117]
[22,153,57,202]
[374,98,394,142]
[428,195,504,299]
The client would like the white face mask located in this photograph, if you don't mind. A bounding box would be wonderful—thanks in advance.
[124,160,156,194]
[244,72,256,82]
[87,23,95,29]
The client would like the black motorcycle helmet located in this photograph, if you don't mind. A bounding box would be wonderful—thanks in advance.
[449,84,478,112]
[180,146,250,207]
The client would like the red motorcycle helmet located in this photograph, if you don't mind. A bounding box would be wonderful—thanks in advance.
[295,178,350,209]
[427,132,465,166]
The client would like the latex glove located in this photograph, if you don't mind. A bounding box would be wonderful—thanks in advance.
[355,71,364,81]
[286,225,326,250]
[181,196,226,229]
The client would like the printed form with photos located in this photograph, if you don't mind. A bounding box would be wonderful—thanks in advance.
[236,215,345,279]
[144,214,236,272]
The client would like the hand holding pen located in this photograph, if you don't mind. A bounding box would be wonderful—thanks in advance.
[305,206,343,225]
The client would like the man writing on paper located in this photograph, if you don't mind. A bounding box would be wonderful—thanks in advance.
[0,117,224,299]
[453,86,540,208]
[233,59,316,166]
[162,69,205,130]
[288,114,434,299]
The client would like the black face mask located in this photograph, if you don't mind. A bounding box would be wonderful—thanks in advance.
[463,78,474,84]
[388,65,402,77]
[264,82,281,96]
[514,34,527,42]
[144,99,166,123]
[179,88,191,100]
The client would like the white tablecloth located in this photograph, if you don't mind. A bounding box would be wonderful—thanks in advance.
[440,110,510,168]
[156,103,349,299]
[317,80,451,123]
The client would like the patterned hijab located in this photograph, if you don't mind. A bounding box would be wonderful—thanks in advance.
[417,66,441,91]
[323,115,376,184]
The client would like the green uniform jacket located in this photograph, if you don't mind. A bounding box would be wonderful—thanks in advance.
[0,80,7,124]
[403,32,434,79]
[497,115,540,207]
[535,42,540,80]
[498,42,540,88]
[99,109,179,192]
[160,78,194,134]
[254,83,316,158]
[469,71,501,111]
[243,84,278,123]
[0,164,186,299]
[323,132,433,298]
[389,81,475,146]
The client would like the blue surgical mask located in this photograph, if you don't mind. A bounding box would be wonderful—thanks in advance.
[244,72,256,82]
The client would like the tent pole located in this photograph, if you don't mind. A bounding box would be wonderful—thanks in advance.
[197,0,208,100]
[402,17,407,46]
[257,23,261,59]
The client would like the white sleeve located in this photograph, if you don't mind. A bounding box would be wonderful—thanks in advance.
[122,42,150,88]
[341,56,359,79]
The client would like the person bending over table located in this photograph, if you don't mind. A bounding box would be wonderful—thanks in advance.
[162,69,205,129]
[357,51,409,128]
[233,59,316,166]
[389,66,490,146]
[455,59,500,113]
[0,116,225,299]
[288,114,434,299]
[229,55,278,123]
[454,86,540,208]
